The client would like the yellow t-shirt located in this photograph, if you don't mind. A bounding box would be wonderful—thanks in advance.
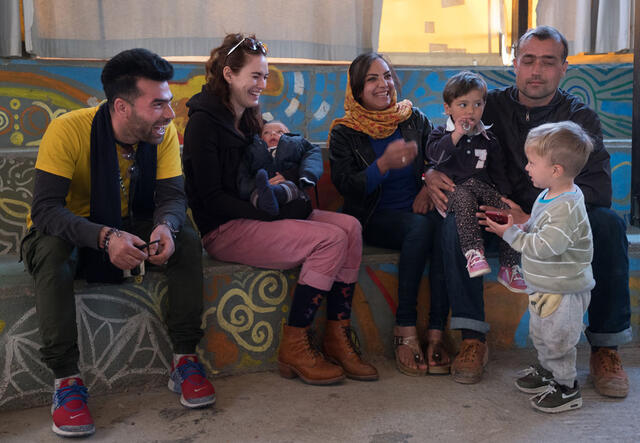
[27,106,182,228]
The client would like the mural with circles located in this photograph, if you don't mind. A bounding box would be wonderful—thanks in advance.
[0,61,633,254]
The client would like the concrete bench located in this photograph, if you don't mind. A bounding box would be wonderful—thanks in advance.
[2,240,639,412]
[0,246,420,411]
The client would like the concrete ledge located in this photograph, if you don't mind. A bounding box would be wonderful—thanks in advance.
[0,247,404,412]
[1,239,639,412]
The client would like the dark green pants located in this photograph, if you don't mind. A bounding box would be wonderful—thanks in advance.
[21,219,204,378]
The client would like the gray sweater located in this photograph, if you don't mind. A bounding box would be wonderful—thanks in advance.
[503,185,595,294]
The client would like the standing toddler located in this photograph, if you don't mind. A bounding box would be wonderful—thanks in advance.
[486,121,595,413]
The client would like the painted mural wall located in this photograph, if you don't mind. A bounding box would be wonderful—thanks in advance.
[0,60,634,255]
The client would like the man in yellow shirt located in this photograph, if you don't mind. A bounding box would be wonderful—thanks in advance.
[21,48,214,438]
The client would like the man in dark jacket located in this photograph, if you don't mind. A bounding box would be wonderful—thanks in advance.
[426,26,630,397]
[22,49,215,438]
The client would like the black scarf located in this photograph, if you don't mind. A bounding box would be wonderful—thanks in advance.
[81,103,157,283]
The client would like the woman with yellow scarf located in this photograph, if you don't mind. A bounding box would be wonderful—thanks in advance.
[329,53,450,376]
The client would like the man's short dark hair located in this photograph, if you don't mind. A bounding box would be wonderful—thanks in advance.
[516,26,569,62]
[442,71,487,105]
[101,48,174,106]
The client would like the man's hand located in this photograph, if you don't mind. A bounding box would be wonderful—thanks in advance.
[477,196,530,227]
[412,185,433,214]
[269,172,286,185]
[106,230,148,270]
[423,169,455,213]
[147,223,176,266]
[485,213,514,238]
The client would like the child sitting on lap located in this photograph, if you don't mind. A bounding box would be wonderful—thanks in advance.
[426,71,525,292]
[486,121,595,413]
[237,121,322,215]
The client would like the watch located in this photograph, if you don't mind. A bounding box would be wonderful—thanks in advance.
[155,220,178,238]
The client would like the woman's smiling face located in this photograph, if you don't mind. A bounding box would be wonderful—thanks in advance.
[226,53,269,113]
[360,57,395,111]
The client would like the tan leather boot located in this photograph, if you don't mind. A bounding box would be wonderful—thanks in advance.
[278,324,345,385]
[451,339,488,384]
[323,320,379,381]
[590,348,629,398]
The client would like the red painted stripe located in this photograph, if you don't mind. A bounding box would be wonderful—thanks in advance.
[365,266,397,314]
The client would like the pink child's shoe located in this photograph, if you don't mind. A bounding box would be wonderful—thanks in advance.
[465,249,491,278]
[498,265,528,293]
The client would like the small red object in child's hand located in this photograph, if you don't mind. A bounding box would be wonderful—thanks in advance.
[485,210,508,224]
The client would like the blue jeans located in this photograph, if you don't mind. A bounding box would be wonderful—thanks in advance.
[444,207,632,346]
[364,208,449,329]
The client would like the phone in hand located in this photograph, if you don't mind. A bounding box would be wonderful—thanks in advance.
[485,210,509,224]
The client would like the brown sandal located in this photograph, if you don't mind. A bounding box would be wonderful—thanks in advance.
[393,334,427,376]
[426,329,451,375]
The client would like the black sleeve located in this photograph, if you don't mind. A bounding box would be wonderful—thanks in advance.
[572,108,612,208]
[236,155,255,200]
[153,175,187,230]
[416,110,433,175]
[298,138,323,185]
[30,169,104,249]
[425,126,457,166]
[328,126,368,201]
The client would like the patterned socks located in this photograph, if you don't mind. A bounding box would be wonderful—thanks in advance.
[327,282,355,321]
[288,282,356,326]
[288,284,327,327]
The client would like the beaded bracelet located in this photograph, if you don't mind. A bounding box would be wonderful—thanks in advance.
[103,228,121,253]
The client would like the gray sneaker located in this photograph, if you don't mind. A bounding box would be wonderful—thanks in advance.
[515,364,554,393]
[530,381,582,413]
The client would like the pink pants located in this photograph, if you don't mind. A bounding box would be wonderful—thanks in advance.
[202,210,362,291]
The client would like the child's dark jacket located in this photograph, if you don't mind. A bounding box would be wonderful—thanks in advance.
[237,134,323,199]
[426,124,511,195]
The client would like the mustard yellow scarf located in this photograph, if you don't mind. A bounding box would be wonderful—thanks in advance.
[328,73,413,143]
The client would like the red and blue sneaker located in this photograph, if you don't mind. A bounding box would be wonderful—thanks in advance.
[168,355,216,408]
[51,377,95,437]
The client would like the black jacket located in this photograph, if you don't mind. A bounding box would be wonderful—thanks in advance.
[183,88,310,236]
[329,108,432,226]
[237,133,323,199]
[483,86,612,213]
[426,125,511,195]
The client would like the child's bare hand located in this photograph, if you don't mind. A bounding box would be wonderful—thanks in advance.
[269,172,286,185]
[454,118,472,135]
[478,197,529,226]
[485,213,514,238]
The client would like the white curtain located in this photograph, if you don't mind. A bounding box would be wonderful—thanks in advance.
[24,0,381,60]
[0,0,22,56]
[536,0,633,55]
[594,0,633,53]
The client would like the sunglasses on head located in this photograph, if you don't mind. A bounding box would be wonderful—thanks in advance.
[226,37,268,58]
